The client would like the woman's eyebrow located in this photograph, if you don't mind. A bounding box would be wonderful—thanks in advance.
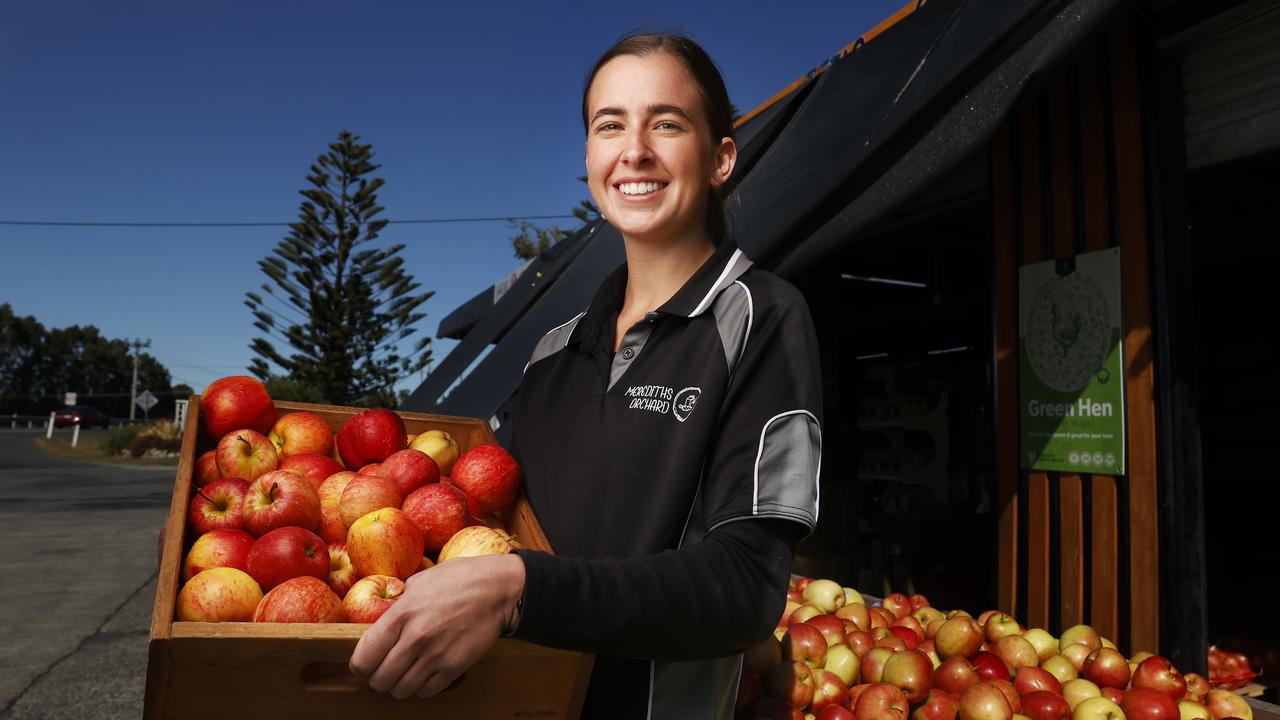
[590,104,693,124]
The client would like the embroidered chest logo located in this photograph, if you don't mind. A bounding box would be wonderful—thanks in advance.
[673,387,701,422]
[622,384,703,422]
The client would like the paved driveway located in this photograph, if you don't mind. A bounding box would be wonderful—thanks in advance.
[0,429,174,719]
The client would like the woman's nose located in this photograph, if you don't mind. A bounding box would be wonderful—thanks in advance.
[620,130,653,165]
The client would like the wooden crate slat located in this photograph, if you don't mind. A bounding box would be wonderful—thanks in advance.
[1058,474,1085,629]
[1026,473,1052,631]
[1090,474,1120,642]
[1079,42,1113,252]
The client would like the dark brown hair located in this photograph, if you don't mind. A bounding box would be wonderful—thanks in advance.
[582,32,735,245]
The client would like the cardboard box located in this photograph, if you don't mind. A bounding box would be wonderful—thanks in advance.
[145,398,592,719]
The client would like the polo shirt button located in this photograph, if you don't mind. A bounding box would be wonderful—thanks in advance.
[621,347,635,360]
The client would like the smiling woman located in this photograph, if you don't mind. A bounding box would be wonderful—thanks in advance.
[349,33,825,720]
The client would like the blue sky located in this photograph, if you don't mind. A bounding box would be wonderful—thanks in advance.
[0,0,905,397]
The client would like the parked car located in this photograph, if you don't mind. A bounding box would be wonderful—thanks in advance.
[53,404,111,428]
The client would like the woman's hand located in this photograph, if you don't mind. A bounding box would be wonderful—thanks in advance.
[349,553,525,699]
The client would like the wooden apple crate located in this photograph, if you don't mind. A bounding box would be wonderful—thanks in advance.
[145,398,593,719]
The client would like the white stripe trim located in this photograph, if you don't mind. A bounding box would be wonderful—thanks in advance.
[646,660,655,720]
[731,280,754,369]
[752,409,822,518]
[690,249,745,316]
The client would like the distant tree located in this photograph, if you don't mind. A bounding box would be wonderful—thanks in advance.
[0,304,173,416]
[510,176,599,260]
[245,130,434,408]
[263,375,327,404]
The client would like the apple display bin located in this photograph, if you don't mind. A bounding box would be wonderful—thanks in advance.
[145,398,593,720]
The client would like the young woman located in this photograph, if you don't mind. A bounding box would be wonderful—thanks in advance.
[351,33,824,719]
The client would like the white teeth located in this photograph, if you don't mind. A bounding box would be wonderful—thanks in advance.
[618,182,667,196]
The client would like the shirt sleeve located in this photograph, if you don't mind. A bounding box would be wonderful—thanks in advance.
[510,517,803,660]
[702,278,824,535]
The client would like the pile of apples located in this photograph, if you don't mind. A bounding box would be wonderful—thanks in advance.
[737,576,1257,720]
[175,376,522,625]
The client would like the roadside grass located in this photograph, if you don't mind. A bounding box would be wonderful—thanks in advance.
[34,433,180,466]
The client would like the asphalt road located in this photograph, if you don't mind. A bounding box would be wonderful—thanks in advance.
[0,428,174,719]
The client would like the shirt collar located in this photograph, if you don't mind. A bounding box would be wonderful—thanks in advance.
[570,241,754,349]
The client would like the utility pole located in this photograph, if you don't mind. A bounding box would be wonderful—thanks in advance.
[129,338,151,421]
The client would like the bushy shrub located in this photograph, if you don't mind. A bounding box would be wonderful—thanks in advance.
[104,424,145,457]
[127,421,183,457]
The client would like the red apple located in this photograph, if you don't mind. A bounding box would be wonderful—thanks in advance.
[1131,657,1187,703]
[335,408,406,469]
[195,450,222,487]
[245,526,329,591]
[972,651,1011,682]
[856,683,911,720]
[1023,691,1072,720]
[1203,689,1253,720]
[889,625,922,649]
[915,607,947,629]
[936,657,981,696]
[450,443,521,516]
[182,528,254,581]
[1122,687,1180,720]
[1102,688,1125,705]
[215,428,278,482]
[936,617,985,660]
[882,648,935,703]
[911,594,932,611]
[790,605,823,627]
[914,689,961,720]
[268,411,333,459]
[894,616,926,642]
[833,601,868,630]
[870,607,897,629]
[991,679,1021,713]
[1083,648,1131,690]
[811,669,851,712]
[1043,655,1080,685]
[984,613,1022,644]
[371,448,439,498]
[409,429,461,475]
[358,463,382,475]
[243,470,321,536]
[765,660,816,710]
[278,453,343,492]
[878,634,910,652]
[346,507,423,579]
[1182,674,1209,704]
[1059,626,1102,653]
[1063,644,1094,671]
[317,470,358,543]
[1014,667,1063,696]
[1073,696,1125,720]
[959,682,1014,720]
[187,477,249,535]
[342,574,406,623]
[176,566,263,622]
[825,644,861,686]
[338,475,401,530]
[993,635,1040,677]
[437,526,514,561]
[252,575,345,623]
[401,482,475,554]
[808,614,850,647]
[326,542,358,598]
[847,630,876,657]
[862,647,895,684]
[882,593,913,620]
[201,375,275,439]
[822,706,858,720]
[783,622,829,669]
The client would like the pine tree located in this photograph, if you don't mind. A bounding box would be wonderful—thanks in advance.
[510,176,599,260]
[245,131,433,407]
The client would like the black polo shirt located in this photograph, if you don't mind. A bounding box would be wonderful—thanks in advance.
[510,239,823,718]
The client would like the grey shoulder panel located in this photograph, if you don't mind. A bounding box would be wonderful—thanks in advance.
[752,410,821,528]
[524,311,585,372]
[709,280,754,377]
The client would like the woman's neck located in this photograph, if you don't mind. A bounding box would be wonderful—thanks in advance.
[620,232,716,319]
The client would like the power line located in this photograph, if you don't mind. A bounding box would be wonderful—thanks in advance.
[0,214,578,229]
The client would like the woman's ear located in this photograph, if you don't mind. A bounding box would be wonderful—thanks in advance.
[711,136,738,189]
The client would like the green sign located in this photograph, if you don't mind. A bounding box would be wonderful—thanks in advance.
[1018,248,1125,475]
